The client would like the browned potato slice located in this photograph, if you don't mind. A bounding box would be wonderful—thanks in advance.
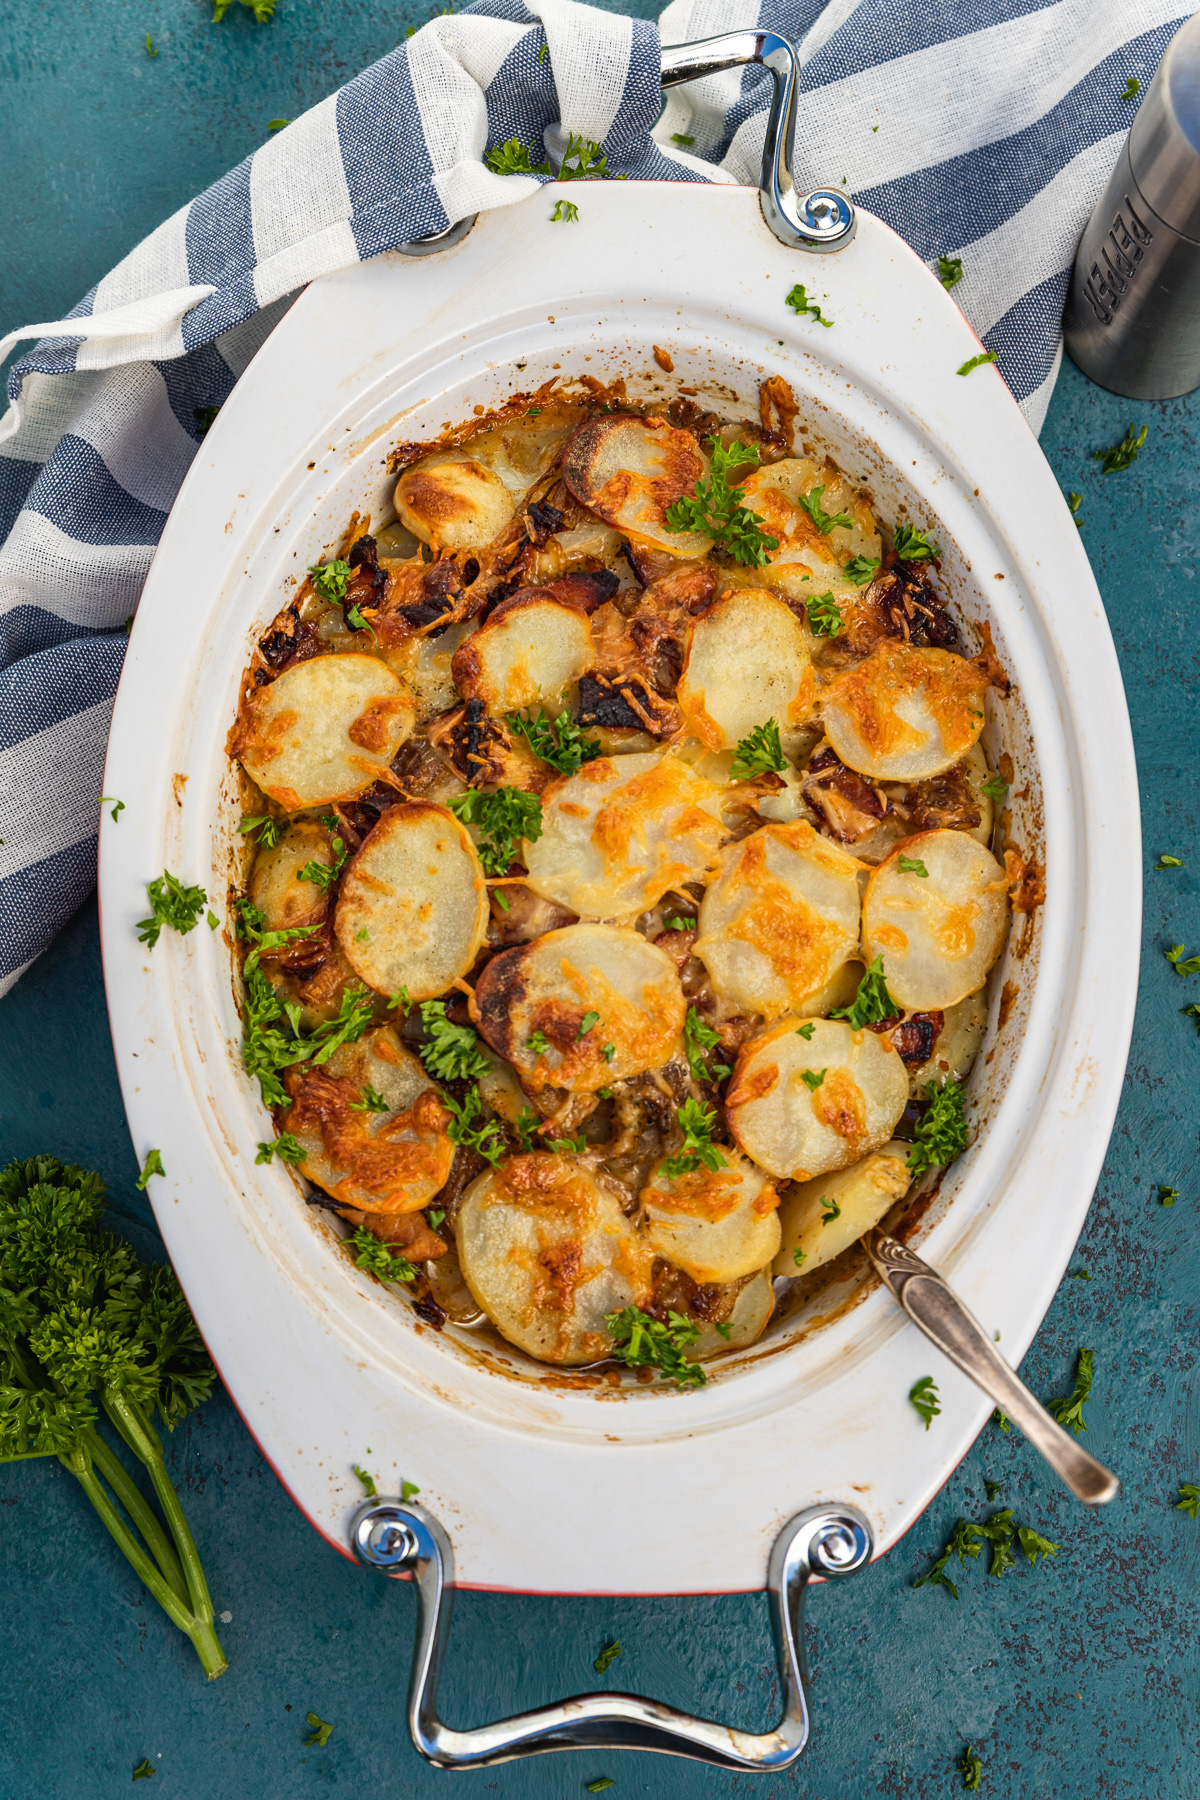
[456,1154,655,1364]
[281,1027,454,1215]
[772,1140,912,1278]
[695,820,862,1021]
[335,802,488,999]
[451,596,594,714]
[739,457,880,578]
[903,988,988,1090]
[247,820,333,935]
[521,751,726,922]
[677,588,815,751]
[640,1148,781,1284]
[821,641,988,782]
[862,831,1008,1011]
[690,1268,775,1356]
[475,922,685,1095]
[726,1017,908,1182]
[231,654,415,811]
[560,415,711,558]
[393,452,515,551]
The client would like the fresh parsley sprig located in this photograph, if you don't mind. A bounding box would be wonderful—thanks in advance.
[664,439,779,569]
[1046,1347,1092,1436]
[664,1097,726,1179]
[938,254,964,290]
[418,1002,492,1083]
[255,1132,307,1165]
[448,786,543,876]
[806,591,843,637]
[893,523,940,562]
[604,1306,706,1389]
[683,1007,732,1082]
[136,871,209,949]
[909,1375,941,1430]
[730,718,786,780]
[898,854,929,877]
[350,1228,417,1284]
[906,1080,969,1177]
[443,1086,507,1167]
[1165,943,1200,976]
[307,558,352,603]
[831,956,899,1031]
[1177,1482,1200,1519]
[844,553,880,586]
[957,351,997,377]
[297,834,349,892]
[486,137,552,175]
[1155,854,1184,870]
[1093,422,1147,473]
[238,815,282,848]
[507,707,602,776]
[956,1744,983,1791]
[980,774,1009,804]
[798,484,853,535]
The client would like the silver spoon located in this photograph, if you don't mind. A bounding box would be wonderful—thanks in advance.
[864,1230,1119,1506]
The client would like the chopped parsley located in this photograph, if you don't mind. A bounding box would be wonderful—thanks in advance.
[418,1001,491,1082]
[1017,1524,1059,1566]
[819,1193,840,1223]
[350,1228,417,1284]
[956,1744,983,1791]
[1046,1347,1092,1435]
[193,405,220,435]
[912,1517,980,1598]
[801,1068,827,1092]
[307,558,352,603]
[593,1640,622,1674]
[602,1043,616,1063]
[267,117,288,131]
[1071,1267,1092,1280]
[350,1084,391,1114]
[683,1007,732,1081]
[898,854,929,877]
[795,1022,815,1040]
[516,1107,542,1151]
[604,1305,706,1389]
[914,1505,1054,1598]
[537,40,547,60]
[145,35,159,57]
[559,133,610,180]
[1159,1185,1179,1207]
[448,786,543,876]
[255,1133,307,1165]
[798,484,853,535]
[665,915,696,931]
[937,254,964,290]
[664,1097,726,1178]
[714,1321,733,1340]
[527,1030,550,1055]
[345,601,378,643]
[240,973,373,1107]
[984,1478,1002,1501]
[1165,943,1200,976]
[831,955,898,1030]
[444,1086,507,1167]
[507,706,602,775]
[1176,1483,1200,1519]
[212,0,276,19]
[892,523,940,562]
[730,717,786,779]
[136,1149,165,1189]
[426,1207,445,1230]
[993,1407,1011,1433]
[1120,75,1141,100]
[806,591,844,637]
[132,1759,155,1780]
[551,199,580,223]
[136,870,209,948]
[401,1478,421,1503]
[793,1247,806,1268]
[303,1713,334,1748]
[906,1080,969,1177]
[1068,491,1084,529]
[1155,854,1184,870]
[664,438,778,568]
[389,986,411,1013]
[784,283,833,327]
[354,1464,377,1497]
[980,774,1008,804]
[1181,1003,1200,1036]
[844,553,880,586]
[909,1375,941,1429]
[238,814,282,847]
[1093,422,1147,473]
[297,834,348,891]
[547,1132,587,1154]
[98,795,125,823]
[237,899,319,975]
[957,351,997,376]
[670,132,695,146]
[577,1010,600,1038]
[585,1781,616,1794]
[485,138,551,175]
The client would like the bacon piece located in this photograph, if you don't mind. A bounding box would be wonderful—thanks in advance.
[803,745,887,842]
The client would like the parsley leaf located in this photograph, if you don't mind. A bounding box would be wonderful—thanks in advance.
[1071,1267,1092,1279]
[1067,490,1084,528]
[585,1781,616,1793]
[132,1759,155,1780]
[683,1007,732,1082]
[975,1507,1017,1578]
[912,1517,980,1599]
[297,834,348,892]
[806,591,844,637]
[844,553,880,586]
[1017,1524,1059,1566]
[136,1149,165,1189]
[784,283,833,327]
[957,351,997,376]
[664,438,778,568]
[1120,75,1141,100]
[448,786,543,876]
[547,1132,586,1155]
[350,1227,417,1284]
[1159,1185,1179,1207]
[401,1478,421,1503]
[98,795,125,823]
[898,854,929,877]
[507,706,602,776]
[909,1375,941,1429]
[730,717,786,779]
[798,484,853,535]
[956,1744,983,1791]
[1181,1003,1200,1036]
[795,1022,815,1040]
[906,1080,969,1178]
[793,1247,806,1268]
[1177,1482,1200,1519]
[136,870,208,949]
[665,915,696,931]
[238,814,282,848]
[1155,854,1184,870]
[593,1640,622,1674]
[1093,422,1147,473]
[604,1305,706,1389]
[819,1193,840,1223]
[354,1463,377,1497]
[443,1086,507,1168]
[984,1477,1002,1501]
[551,199,580,222]
[350,1084,390,1114]
[801,1069,827,1092]
[892,523,940,562]
[1165,943,1200,976]
[212,0,276,19]
[670,132,695,146]
[485,138,551,176]
[1046,1346,1092,1435]
[307,558,352,603]
[559,133,610,180]
[255,1133,307,1165]
[303,1713,334,1748]
[664,1097,726,1178]
[938,254,964,290]
[993,1407,1011,1433]
[980,774,1008,804]
[578,1010,600,1038]
[831,955,899,1031]
[418,1001,491,1082]
[526,1029,550,1055]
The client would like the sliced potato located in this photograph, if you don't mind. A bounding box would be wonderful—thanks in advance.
[560,415,711,558]
[281,1027,454,1215]
[248,820,333,935]
[899,988,988,1091]
[821,640,988,782]
[695,820,862,1021]
[335,802,488,1000]
[456,1153,654,1364]
[641,1148,780,1284]
[726,1016,908,1182]
[772,1140,912,1278]
[475,922,685,1095]
[690,1268,776,1357]
[862,830,1008,1010]
[394,452,515,551]
[521,751,726,922]
[451,596,594,715]
[738,458,881,615]
[231,654,415,811]
[410,618,477,722]
[676,587,815,751]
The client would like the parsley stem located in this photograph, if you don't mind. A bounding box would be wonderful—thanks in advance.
[85,1426,189,1606]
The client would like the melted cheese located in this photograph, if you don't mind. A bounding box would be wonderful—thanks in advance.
[726,1016,908,1181]
[737,457,881,609]
[641,1147,781,1284]
[821,640,988,781]
[335,802,488,1000]
[862,829,1009,1010]
[248,820,333,935]
[677,587,816,750]
[232,653,415,810]
[394,452,515,551]
[456,1153,655,1364]
[695,820,862,1020]
[475,922,686,1094]
[772,1140,911,1277]
[451,596,594,714]
[560,415,711,557]
[520,751,726,922]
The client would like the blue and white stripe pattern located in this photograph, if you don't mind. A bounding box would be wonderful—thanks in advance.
[0,0,1186,996]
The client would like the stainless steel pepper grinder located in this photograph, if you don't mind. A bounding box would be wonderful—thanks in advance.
[1064,12,1200,399]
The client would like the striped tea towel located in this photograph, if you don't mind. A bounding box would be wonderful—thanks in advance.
[0,0,1187,998]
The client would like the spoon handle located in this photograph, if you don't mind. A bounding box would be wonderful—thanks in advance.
[864,1231,1119,1506]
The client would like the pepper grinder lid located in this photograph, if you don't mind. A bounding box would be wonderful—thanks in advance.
[1130,11,1200,241]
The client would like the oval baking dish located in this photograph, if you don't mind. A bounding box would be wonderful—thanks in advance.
[98,178,1139,1596]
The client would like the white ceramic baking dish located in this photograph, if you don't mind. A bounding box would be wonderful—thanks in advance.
[97,52,1139,1621]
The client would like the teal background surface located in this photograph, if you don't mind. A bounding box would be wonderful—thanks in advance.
[2,4,1199,1795]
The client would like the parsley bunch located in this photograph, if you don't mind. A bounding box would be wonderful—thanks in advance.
[418,1002,492,1083]
[730,718,786,781]
[906,1080,969,1177]
[831,956,898,1030]
[664,1097,726,1179]
[664,439,779,568]
[507,707,602,776]
[448,787,543,876]
[240,966,374,1108]
[604,1306,706,1389]
[0,1156,226,1677]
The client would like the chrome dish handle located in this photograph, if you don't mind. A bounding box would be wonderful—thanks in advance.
[661,31,855,252]
[351,1497,872,1772]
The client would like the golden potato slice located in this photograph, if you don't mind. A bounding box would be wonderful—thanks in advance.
[335,802,488,1000]
[737,457,881,612]
[231,654,415,811]
[821,641,988,782]
[772,1140,912,1279]
[676,588,815,751]
[892,988,988,1093]
[451,596,594,715]
[641,1148,781,1284]
[862,831,1008,1011]
[560,415,711,558]
[726,1016,908,1182]
[521,751,726,922]
[456,1153,654,1364]
[281,1027,454,1215]
[695,821,862,1021]
[690,1268,776,1357]
[475,922,686,1095]
[393,452,515,551]
[247,820,334,935]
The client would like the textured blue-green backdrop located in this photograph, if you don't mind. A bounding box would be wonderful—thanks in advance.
[2,4,1198,1796]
